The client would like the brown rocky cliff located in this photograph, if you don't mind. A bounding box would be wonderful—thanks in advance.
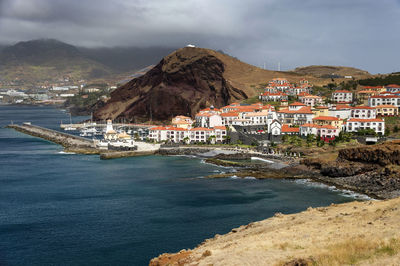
[93,47,252,122]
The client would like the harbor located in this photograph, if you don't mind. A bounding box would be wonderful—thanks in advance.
[7,121,161,159]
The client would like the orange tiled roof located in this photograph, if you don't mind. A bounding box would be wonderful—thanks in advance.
[289,101,306,106]
[190,127,214,131]
[351,106,375,110]
[220,112,239,117]
[375,104,397,108]
[313,116,340,121]
[347,118,384,123]
[282,124,300,133]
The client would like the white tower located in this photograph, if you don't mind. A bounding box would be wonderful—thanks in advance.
[106,120,114,134]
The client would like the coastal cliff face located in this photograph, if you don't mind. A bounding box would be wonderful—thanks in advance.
[93,47,307,122]
[302,140,400,199]
[338,140,400,166]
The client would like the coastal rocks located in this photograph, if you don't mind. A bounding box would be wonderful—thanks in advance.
[158,147,213,156]
[319,162,375,177]
[338,141,400,166]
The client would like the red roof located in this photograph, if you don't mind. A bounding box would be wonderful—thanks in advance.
[190,127,214,131]
[313,116,340,121]
[150,126,185,131]
[370,95,400,99]
[213,126,226,130]
[351,106,375,110]
[281,124,300,133]
[298,92,311,97]
[364,86,383,89]
[220,112,239,117]
[300,123,320,128]
[332,90,351,93]
[289,102,306,106]
[347,118,384,123]
[375,105,397,108]
[278,106,313,114]
[386,84,400,88]
[200,107,220,112]
[261,92,287,96]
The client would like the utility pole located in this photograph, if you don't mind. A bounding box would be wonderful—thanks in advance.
[278,62,281,72]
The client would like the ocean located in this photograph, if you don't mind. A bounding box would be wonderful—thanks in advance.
[0,105,361,265]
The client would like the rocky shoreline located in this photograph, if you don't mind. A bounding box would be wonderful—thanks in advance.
[163,143,400,200]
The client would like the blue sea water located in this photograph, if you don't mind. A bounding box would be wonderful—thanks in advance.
[0,105,358,265]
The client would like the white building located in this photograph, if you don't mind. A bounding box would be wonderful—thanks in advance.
[220,112,239,126]
[195,113,222,128]
[328,105,352,119]
[259,92,288,102]
[244,110,269,125]
[345,118,385,135]
[350,106,376,119]
[149,126,226,143]
[368,95,400,107]
[331,90,353,103]
[299,95,323,107]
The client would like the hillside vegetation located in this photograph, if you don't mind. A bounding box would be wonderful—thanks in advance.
[150,197,400,266]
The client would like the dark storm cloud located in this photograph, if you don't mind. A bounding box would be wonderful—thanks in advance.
[0,0,399,73]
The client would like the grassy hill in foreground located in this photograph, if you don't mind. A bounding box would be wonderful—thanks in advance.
[151,197,400,265]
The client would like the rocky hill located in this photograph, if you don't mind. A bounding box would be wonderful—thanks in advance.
[293,65,371,79]
[93,47,314,122]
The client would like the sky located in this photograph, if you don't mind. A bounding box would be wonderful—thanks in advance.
[0,0,399,74]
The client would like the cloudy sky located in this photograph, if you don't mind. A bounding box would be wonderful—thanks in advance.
[0,0,399,73]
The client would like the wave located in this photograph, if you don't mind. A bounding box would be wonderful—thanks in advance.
[200,159,234,169]
[251,157,274,163]
[293,179,373,200]
[57,151,76,155]
[170,154,198,158]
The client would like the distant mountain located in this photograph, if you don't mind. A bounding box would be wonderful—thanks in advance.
[0,39,177,84]
[93,47,311,122]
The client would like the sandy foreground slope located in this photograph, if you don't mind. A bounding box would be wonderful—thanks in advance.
[150,198,400,265]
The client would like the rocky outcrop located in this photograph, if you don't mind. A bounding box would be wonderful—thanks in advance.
[338,140,400,166]
[300,141,400,199]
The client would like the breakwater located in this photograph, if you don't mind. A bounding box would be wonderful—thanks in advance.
[7,123,96,149]
[6,123,160,159]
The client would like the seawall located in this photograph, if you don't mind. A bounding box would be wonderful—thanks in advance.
[7,124,96,149]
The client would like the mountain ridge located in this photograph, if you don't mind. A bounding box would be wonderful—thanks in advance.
[0,39,177,84]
